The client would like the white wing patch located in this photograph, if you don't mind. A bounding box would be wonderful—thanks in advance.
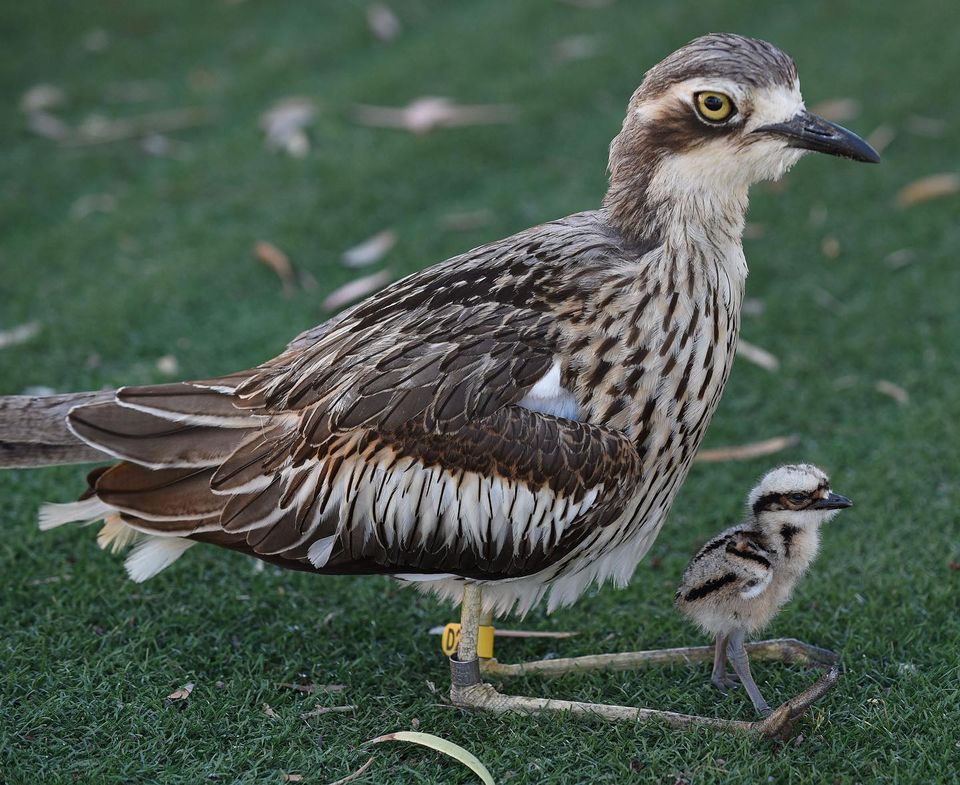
[517,360,579,420]
[740,570,773,599]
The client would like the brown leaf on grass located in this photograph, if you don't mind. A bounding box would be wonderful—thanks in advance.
[0,322,41,350]
[262,703,280,719]
[875,380,909,405]
[821,235,841,259]
[696,435,798,463]
[906,115,946,138]
[166,682,195,702]
[441,209,495,232]
[884,248,916,270]
[255,241,297,296]
[82,28,110,53]
[742,298,766,317]
[260,97,316,158]
[556,0,616,7]
[736,339,779,372]
[866,124,896,154]
[896,173,960,208]
[324,756,375,785]
[342,229,396,268]
[808,98,860,123]
[278,681,321,694]
[26,111,70,141]
[351,97,516,135]
[70,193,117,220]
[301,705,356,718]
[156,355,179,376]
[552,34,601,64]
[65,107,212,147]
[367,3,401,42]
[21,84,65,113]
[322,271,391,312]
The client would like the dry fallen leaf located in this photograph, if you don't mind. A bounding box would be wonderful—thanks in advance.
[696,435,798,463]
[441,209,495,232]
[896,173,960,208]
[26,111,70,141]
[166,682,195,702]
[556,0,616,7]
[262,703,280,720]
[156,355,179,375]
[279,682,317,694]
[875,380,909,405]
[742,298,766,318]
[324,756,375,785]
[552,34,601,63]
[21,84,65,113]
[808,98,860,123]
[352,97,516,135]
[366,3,401,41]
[255,241,297,296]
[821,235,841,259]
[884,248,916,270]
[906,115,946,138]
[322,271,391,312]
[70,193,117,220]
[866,124,896,154]
[736,339,779,372]
[367,731,495,785]
[260,97,316,157]
[66,107,212,147]
[0,322,41,350]
[342,229,396,268]
[301,705,356,718]
[282,775,304,783]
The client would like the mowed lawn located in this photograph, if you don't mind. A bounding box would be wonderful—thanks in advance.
[1,1,958,783]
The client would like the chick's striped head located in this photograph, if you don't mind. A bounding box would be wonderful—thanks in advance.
[748,464,853,528]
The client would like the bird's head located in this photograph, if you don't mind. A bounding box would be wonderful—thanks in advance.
[747,463,853,529]
[605,33,879,234]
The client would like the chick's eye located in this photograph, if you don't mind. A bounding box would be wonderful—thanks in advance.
[695,92,735,122]
[788,493,807,504]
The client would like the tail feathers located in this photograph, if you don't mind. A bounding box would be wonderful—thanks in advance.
[124,536,195,582]
[38,498,114,531]
[96,515,143,554]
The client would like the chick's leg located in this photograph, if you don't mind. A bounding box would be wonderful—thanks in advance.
[711,634,740,692]
[727,629,771,717]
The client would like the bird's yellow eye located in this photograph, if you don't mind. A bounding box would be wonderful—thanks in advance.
[695,92,735,123]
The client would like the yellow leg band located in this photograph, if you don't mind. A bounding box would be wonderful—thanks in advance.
[441,623,495,659]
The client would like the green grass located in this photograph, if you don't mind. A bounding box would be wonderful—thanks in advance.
[2,1,959,783]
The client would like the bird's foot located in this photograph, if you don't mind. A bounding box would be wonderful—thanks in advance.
[711,671,741,692]
[446,664,840,738]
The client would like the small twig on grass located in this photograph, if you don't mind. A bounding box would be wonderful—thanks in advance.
[324,756,375,785]
[695,435,798,463]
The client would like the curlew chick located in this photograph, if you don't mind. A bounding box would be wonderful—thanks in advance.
[676,464,852,716]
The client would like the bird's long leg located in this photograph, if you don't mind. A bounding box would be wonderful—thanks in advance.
[710,634,739,692]
[727,629,771,717]
[480,637,836,678]
[447,587,837,737]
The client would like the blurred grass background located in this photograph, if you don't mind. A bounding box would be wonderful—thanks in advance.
[1,1,958,783]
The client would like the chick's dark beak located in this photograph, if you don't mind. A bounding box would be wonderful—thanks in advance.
[757,110,880,163]
[811,492,853,510]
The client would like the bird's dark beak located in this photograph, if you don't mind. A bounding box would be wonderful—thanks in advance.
[757,110,880,163]
[811,492,853,510]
